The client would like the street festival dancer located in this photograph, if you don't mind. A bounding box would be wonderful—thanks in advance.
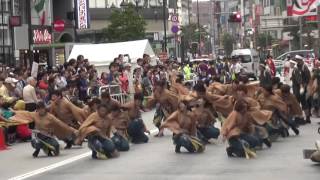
[158,100,205,153]
[10,102,77,157]
[75,103,119,159]
[147,80,179,136]
[121,93,150,144]
[0,53,318,162]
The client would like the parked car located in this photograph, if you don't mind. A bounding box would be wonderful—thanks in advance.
[274,50,316,73]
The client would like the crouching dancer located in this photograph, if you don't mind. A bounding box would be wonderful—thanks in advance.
[121,93,150,144]
[75,104,119,159]
[158,100,205,153]
[11,102,78,157]
[193,99,220,143]
[221,99,259,159]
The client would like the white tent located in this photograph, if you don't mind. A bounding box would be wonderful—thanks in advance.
[67,39,156,66]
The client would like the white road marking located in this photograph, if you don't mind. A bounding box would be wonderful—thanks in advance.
[9,152,91,180]
[9,128,159,180]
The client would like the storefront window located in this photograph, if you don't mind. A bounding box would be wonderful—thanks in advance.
[0,0,10,12]
[89,0,107,8]
[0,27,12,45]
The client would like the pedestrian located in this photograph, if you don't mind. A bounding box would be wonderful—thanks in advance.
[23,77,38,113]
[266,55,276,77]
[259,64,272,89]
[291,55,311,123]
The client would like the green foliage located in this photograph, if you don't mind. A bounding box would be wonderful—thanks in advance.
[104,4,146,42]
[180,23,210,54]
[180,23,209,43]
[222,33,234,56]
[283,20,318,50]
[256,33,273,50]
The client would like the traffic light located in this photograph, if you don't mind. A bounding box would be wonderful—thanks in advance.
[228,12,241,23]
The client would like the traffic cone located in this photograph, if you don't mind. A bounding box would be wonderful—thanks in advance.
[0,127,7,150]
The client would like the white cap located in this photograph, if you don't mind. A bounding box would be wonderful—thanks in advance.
[295,55,303,60]
[5,77,18,87]
[289,60,297,65]
[124,63,132,67]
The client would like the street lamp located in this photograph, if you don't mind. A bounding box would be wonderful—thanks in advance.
[120,0,129,9]
[134,0,141,12]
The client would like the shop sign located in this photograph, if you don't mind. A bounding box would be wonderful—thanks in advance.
[75,0,90,29]
[32,28,52,44]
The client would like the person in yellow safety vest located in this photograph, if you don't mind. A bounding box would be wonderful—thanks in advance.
[183,64,192,80]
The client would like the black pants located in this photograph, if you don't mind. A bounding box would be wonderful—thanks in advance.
[293,86,312,111]
[31,133,60,157]
[173,133,205,153]
[197,126,220,142]
[25,103,37,129]
[227,134,259,157]
[88,135,116,159]
[127,119,148,144]
[111,132,130,151]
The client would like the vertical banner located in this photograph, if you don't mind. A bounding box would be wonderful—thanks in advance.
[74,0,90,29]
[287,0,293,16]
[288,0,320,16]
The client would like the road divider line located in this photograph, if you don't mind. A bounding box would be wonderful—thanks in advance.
[8,152,91,180]
[9,128,159,180]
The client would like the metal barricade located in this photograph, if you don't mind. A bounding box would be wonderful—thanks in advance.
[87,87,92,97]
[98,84,128,104]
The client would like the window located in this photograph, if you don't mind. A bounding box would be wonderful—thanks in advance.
[89,0,107,8]
[239,55,252,63]
[0,27,12,45]
[0,0,10,12]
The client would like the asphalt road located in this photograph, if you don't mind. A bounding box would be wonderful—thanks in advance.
[1,111,320,180]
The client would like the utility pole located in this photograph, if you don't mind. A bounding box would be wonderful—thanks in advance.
[187,0,191,24]
[196,0,201,56]
[162,0,167,52]
[210,0,215,56]
[299,16,303,50]
[240,0,244,48]
[317,4,320,57]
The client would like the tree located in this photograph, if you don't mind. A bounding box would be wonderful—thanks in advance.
[180,23,210,55]
[222,33,234,57]
[256,33,273,50]
[283,20,318,50]
[103,4,146,42]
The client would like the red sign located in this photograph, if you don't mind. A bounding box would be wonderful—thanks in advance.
[32,29,52,44]
[159,52,168,61]
[53,20,65,32]
[9,16,21,26]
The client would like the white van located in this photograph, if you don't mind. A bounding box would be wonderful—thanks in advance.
[231,49,260,79]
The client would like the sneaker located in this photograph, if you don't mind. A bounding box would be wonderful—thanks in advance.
[91,151,98,159]
[263,138,272,148]
[64,143,72,149]
[175,145,181,153]
[226,147,235,157]
[306,116,311,124]
[32,149,40,158]
[292,127,300,135]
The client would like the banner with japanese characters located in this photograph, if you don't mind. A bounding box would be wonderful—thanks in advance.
[75,0,90,29]
[287,0,320,16]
